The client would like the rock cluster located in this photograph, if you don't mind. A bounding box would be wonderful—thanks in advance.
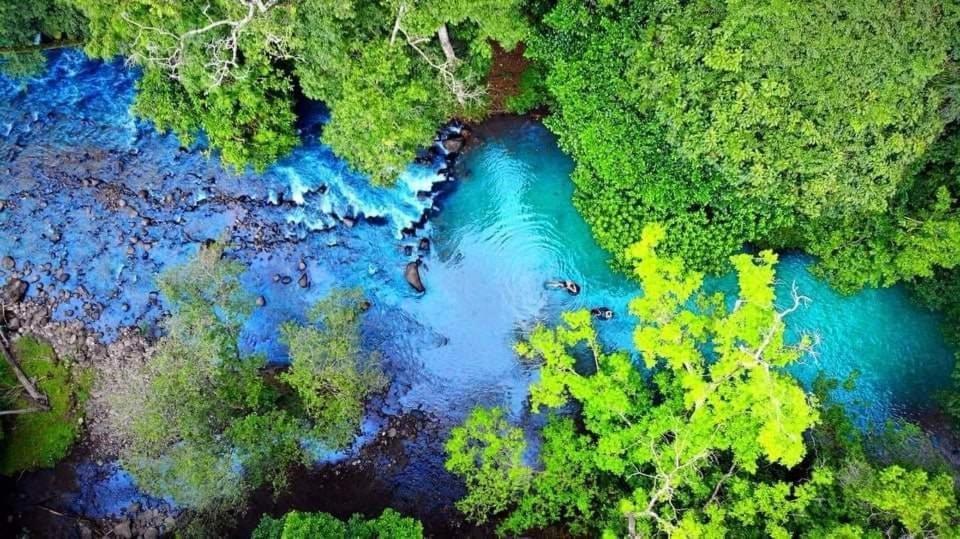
[78,502,177,539]
[1,293,154,457]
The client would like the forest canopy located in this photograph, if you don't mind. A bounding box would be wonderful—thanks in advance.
[10,0,528,181]
[525,0,960,291]
[445,226,960,536]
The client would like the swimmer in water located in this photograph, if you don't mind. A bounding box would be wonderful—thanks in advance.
[546,279,581,296]
[590,307,614,320]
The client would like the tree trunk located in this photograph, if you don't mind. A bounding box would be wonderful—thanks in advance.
[0,332,49,408]
[0,407,44,416]
[437,24,457,65]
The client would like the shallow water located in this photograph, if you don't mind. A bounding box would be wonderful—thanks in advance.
[1,52,955,518]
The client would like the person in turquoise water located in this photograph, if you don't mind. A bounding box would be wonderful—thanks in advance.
[546,279,580,295]
[590,307,614,320]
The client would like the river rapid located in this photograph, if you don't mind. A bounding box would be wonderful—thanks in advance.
[0,51,955,527]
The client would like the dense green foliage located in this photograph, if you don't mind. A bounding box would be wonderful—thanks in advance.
[253,509,422,539]
[0,337,91,474]
[112,245,385,513]
[281,288,386,448]
[444,406,532,523]
[0,0,86,77]
[59,0,528,180]
[446,226,960,536]
[526,0,960,289]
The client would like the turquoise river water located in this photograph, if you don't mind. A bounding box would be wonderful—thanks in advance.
[0,51,955,518]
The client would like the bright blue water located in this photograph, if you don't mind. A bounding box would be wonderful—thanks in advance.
[1,52,955,518]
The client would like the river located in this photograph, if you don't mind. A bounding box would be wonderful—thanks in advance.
[0,50,955,525]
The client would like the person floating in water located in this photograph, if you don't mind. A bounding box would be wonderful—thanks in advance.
[590,307,614,320]
[546,279,581,295]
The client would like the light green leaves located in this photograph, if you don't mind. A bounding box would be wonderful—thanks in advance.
[444,406,532,523]
[281,288,386,448]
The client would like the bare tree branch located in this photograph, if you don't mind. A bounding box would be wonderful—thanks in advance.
[121,0,286,87]
[0,407,44,416]
[0,331,48,409]
[392,2,485,105]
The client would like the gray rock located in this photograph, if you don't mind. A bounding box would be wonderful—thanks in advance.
[163,517,177,531]
[298,259,307,272]
[0,279,28,305]
[1,256,14,270]
[113,520,132,539]
[298,274,309,288]
[143,527,159,539]
[442,135,464,153]
[256,296,266,307]
[280,275,293,285]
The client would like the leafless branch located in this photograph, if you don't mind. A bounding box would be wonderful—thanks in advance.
[0,330,48,409]
[0,407,44,416]
[392,2,485,105]
[121,0,286,87]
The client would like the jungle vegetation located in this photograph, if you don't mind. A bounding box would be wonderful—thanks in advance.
[105,244,386,515]
[253,509,423,539]
[446,226,960,536]
[0,337,91,475]
[3,0,960,535]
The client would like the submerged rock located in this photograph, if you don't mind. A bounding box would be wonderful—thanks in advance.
[1,256,14,270]
[298,274,309,288]
[256,296,266,307]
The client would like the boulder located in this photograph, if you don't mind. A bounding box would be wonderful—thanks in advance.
[1,256,14,270]
[113,520,132,539]
[442,135,464,153]
[0,278,28,305]
[298,274,309,288]
[405,261,425,293]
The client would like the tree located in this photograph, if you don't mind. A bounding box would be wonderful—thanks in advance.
[68,0,530,181]
[0,0,86,77]
[71,0,299,171]
[525,0,960,288]
[446,225,960,536]
[108,245,386,514]
[281,288,386,449]
[444,406,531,523]
[253,509,423,539]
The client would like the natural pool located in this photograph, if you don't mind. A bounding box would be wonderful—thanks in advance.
[0,51,955,521]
